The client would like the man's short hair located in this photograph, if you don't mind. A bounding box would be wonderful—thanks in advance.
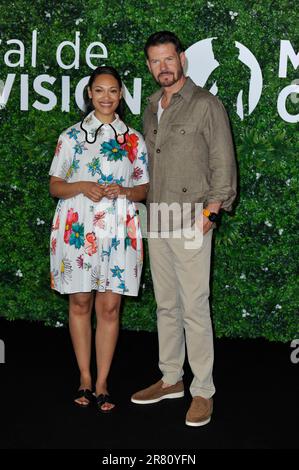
[144,31,184,59]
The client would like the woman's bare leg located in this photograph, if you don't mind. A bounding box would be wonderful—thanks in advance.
[69,292,94,405]
[95,291,122,411]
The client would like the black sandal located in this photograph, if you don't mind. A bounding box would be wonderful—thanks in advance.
[96,394,115,413]
[74,389,94,407]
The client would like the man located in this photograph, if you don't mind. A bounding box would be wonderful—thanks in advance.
[131,31,237,426]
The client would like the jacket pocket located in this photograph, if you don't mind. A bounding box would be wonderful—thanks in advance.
[166,177,205,202]
[168,123,197,149]
[168,123,207,165]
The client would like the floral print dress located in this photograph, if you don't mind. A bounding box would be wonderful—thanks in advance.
[49,111,149,296]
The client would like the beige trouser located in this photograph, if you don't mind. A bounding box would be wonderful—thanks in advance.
[147,229,215,399]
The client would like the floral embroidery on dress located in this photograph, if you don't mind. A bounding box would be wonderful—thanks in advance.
[132,167,143,180]
[60,258,73,284]
[139,152,147,166]
[51,215,60,232]
[55,140,62,156]
[111,265,125,280]
[101,139,127,161]
[65,158,80,180]
[64,209,78,244]
[76,254,84,269]
[125,214,137,250]
[69,222,84,249]
[67,128,80,140]
[97,170,114,184]
[93,211,106,229]
[73,142,87,155]
[111,236,120,251]
[87,157,101,176]
[51,238,57,255]
[84,232,97,256]
[123,133,139,163]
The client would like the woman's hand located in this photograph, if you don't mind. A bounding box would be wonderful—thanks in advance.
[103,183,124,199]
[81,182,106,202]
[101,183,148,202]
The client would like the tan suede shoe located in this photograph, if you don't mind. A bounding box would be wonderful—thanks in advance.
[185,396,213,427]
[131,379,184,404]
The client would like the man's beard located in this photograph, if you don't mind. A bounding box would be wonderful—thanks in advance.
[157,67,183,87]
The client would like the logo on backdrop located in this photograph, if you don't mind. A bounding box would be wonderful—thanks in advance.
[0,79,4,110]
[185,38,263,121]
[0,31,298,121]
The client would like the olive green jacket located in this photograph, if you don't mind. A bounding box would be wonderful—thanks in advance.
[144,77,237,218]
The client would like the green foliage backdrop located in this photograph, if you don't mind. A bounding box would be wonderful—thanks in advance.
[0,0,298,341]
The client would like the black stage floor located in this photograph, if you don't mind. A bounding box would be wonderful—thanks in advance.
[0,318,298,451]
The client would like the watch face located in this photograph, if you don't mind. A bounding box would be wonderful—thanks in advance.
[209,212,219,222]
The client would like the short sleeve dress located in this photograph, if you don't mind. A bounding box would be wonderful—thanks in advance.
[49,110,149,296]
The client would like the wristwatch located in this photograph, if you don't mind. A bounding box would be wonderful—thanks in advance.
[203,209,220,223]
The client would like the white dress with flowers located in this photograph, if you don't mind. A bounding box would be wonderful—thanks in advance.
[49,111,149,296]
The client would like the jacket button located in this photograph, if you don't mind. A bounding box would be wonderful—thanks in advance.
[180,129,185,134]
[153,129,157,134]
[182,187,187,192]
[156,148,161,153]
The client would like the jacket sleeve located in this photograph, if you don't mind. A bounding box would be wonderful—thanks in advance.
[203,96,237,211]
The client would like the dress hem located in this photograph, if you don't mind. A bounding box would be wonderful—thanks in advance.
[51,286,138,297]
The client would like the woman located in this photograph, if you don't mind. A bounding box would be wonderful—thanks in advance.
[49,66,149,412]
